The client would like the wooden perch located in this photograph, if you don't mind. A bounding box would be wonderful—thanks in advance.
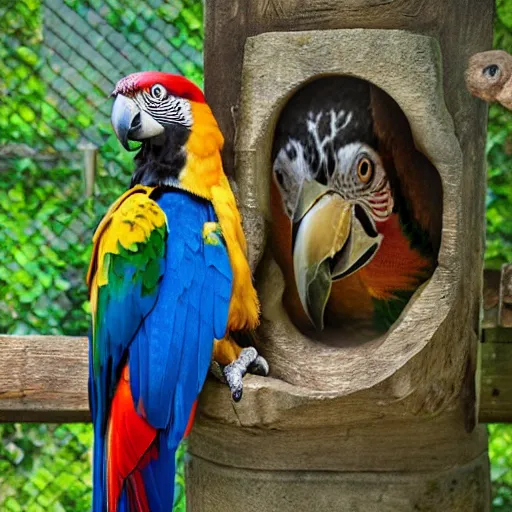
[480,264,512,423]
[0,335,89,422]
[0,264,511,424]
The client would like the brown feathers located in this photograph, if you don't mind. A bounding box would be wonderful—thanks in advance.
[370,85,442,255]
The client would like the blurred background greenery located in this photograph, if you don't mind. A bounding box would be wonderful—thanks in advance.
[0,0,200,509]
[0,0,511,511]
[486,5,512,511]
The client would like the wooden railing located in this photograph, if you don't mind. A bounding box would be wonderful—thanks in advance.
[480,264,512,422]
[1,265,511,424]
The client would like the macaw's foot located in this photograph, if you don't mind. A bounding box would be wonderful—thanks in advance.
[210,337,269,402]
[224,347,262,402]
[248,354,270,377]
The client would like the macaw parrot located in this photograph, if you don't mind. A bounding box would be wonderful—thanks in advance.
[466,50,512,110]
[270,76,442,336]
[87,72,267,512]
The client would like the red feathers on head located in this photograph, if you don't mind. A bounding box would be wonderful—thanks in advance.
[112,71,205,103]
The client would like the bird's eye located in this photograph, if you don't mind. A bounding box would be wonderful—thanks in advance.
[274,168,285,187]
[483,64,501,79]
[357,157,374,184]
[150,84,167,100]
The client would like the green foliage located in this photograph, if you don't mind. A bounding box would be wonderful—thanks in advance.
[0,1,45,147]
[0,424,92,512]
[487,6,512,512]
[62,0,204,87]
[174,442,187,512]
[0,156,99,335]
[486,103,512,268]
[0,0,203,335]
[0,0,202,510]
[486,3,512,269]
[490,424,512,511]
[0,423,187,511]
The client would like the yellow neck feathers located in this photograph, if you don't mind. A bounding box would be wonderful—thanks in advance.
[179,101,260,332]
[178,102,225,199]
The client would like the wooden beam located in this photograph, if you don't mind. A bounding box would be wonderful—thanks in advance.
[499,264,512,328]
[0,331,510,423]
[482,269,501,329]
[479,266,512,423]
[0,264,511,423]
[483,265,512,330]
[480,342,512,423]
[0,335,89,422]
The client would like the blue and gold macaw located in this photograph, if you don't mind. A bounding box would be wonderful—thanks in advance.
[87,72,267,512]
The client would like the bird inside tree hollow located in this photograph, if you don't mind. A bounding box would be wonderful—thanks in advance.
[270,76,442,340]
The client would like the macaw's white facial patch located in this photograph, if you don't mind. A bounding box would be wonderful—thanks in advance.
[134,89,193,128]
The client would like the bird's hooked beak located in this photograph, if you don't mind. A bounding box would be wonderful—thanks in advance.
[111,94,165,150]
[292,181,382,330]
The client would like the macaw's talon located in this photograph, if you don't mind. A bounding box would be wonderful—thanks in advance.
[248,355,270,377]
[223,347,259,402]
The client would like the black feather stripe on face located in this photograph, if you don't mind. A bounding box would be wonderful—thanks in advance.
[134,90,193,128]
[130,124,190,187]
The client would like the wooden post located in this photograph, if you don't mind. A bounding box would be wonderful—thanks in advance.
[187,2,494,511]
[480,265,512,423]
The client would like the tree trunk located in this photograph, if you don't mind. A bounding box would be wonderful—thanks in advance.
[188,2,494,510]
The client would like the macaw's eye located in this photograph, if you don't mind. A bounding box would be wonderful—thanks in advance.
[274,167,285,187]
[483,64,500,79]
[150,84,167,100]
[357,156,374,184]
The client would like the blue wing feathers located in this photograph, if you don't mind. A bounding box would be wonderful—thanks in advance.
[91,189,233,512]
[132,191,232,510]
[130,191,232,430]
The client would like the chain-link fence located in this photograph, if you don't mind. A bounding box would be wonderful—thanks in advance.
[0,1,202,509]
[0,0,203,336]
[1,424,93,511]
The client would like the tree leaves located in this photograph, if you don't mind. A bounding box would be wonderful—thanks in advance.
[486,6,512,269]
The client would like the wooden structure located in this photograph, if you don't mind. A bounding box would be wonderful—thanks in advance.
[481,265,512,423]
[0,1,510,511]
[189,1,495,510]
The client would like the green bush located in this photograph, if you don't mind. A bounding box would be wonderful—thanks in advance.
[0,1,201,510]
[0,424,92,512]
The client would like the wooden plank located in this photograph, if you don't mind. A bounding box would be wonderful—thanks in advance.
[0,335,89,422]
[0,330,510,423]
[499,264,512,327]
[482,269,500,328]
[482,266,512,329]
[479,342,512,423]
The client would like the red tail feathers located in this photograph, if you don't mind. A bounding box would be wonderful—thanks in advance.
[106,367,199,511]
[107,365,157,512]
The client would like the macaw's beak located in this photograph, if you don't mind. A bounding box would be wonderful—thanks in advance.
[111,94,164,150]
[292,181,383,330]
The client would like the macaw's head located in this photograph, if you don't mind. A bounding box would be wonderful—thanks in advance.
[271,76,435,334]
[274,139,393,330]
[111,72,221,189]
[465,50,512,109]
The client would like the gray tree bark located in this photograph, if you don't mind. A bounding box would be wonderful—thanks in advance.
[187,2,494,510]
